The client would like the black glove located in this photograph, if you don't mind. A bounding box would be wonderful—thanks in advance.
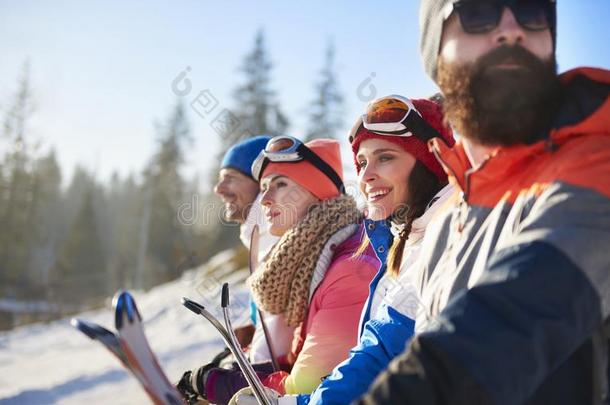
[176,347,232,403]
[176,370,200,404]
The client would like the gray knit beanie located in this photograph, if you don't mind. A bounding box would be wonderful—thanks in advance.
[419,0,557,82]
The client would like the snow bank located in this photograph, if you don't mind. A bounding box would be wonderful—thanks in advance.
[0,250,251,404]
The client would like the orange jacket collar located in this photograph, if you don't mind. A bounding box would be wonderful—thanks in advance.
[430,67,610,197]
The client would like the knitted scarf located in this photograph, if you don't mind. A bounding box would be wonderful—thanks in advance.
[248,194,362,327]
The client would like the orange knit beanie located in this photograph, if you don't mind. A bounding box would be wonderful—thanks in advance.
[261,138,343,201]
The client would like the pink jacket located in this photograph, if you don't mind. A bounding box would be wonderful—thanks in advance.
[263,223,379,395]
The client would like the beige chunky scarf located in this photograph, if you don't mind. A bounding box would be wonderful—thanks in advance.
[248,194,362,327]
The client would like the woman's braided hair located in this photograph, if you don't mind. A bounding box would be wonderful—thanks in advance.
[386,161,444,276]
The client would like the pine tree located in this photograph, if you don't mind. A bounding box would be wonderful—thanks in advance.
[0,61,37,294]
[138,101,194,288]
[27,150,62,287]
[103,172,140,292]
[225,29,289,148]
[52,187,107,305]
[305,43,344,141]
[205,30,291,257]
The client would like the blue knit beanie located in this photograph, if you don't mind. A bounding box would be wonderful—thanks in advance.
[221,135,272,179]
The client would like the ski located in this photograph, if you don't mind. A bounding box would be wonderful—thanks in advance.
[70,318,132,371]
[71,317,163,402]
[72,291,185,405]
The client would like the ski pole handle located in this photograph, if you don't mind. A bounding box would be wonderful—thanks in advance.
[221,284,272,405]
[181,296,272,405]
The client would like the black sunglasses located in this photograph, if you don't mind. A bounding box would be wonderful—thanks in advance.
[451,0,555,34]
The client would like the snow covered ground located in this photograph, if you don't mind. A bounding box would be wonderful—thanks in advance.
[0,250,252,404]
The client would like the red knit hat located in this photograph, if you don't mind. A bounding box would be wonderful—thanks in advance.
[350,97,454,181]
[261,138,343,201]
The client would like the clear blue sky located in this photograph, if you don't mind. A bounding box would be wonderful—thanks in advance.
[1,1,609,187]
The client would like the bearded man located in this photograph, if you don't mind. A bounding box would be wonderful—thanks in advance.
[358,1,610,404]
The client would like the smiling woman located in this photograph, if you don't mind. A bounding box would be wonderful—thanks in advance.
[350,97,454,273]
[294,96,456,405]
[356,140,417,221]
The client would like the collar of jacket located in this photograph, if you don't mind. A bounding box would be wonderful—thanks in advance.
[429,67,610,207]
[240,193,280,262]
[363,218,393,264]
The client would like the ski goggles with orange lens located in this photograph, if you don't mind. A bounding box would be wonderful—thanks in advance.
[447,0,554,34]
[251,135,344,192]
[348,95,441,143]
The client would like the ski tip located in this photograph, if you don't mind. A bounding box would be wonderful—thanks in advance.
[113,290,142,329]
[181,297,204,314]
[71,318,94,338]
[71,318,113,340]
[221,283,230,308]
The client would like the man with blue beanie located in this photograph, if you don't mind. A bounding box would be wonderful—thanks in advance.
[215,136,269,223]
[214,135,279,268]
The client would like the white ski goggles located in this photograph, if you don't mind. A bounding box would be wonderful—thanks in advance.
[251,135,343,193]
[348,95,441,143]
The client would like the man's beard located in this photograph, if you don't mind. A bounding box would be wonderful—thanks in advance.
[438,45,562,146]
[223,201,248,223]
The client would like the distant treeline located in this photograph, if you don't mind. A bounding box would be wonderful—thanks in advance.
[0,30,344,330]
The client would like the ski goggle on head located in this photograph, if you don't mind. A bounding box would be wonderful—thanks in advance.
[251,135,344,193]
[445,0,555,34]
[348,95,441,144]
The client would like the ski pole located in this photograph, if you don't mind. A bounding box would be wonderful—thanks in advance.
[221,283,272,405]
[249,225,280,372]
[181,296,271,405]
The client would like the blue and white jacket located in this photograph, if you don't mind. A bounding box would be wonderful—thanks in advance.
[295,185,453,405]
